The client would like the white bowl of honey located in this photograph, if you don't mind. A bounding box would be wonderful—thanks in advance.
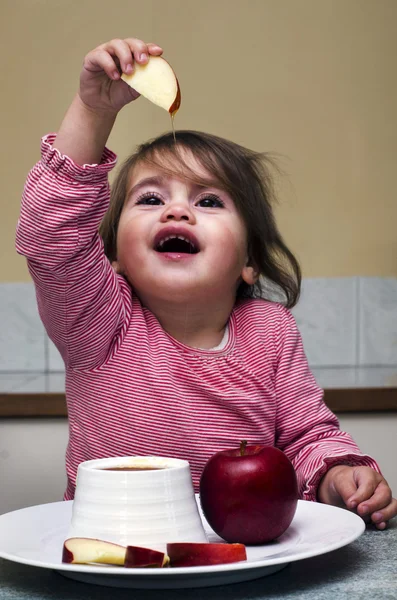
[67,455,208,552]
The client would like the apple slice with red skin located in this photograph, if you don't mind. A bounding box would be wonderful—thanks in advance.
[62,538,126,565]
[167,542,247,567]
[125,546,169,568]
[63,538,246,568]
[121,55,181,116]
[199,441,298,544]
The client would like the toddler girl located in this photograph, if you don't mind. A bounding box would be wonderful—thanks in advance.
[16,37,396,529]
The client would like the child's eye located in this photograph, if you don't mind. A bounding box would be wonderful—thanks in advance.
[196,194,225,208]
[135,193,164,206]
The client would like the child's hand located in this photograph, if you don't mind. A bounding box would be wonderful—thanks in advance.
[79,37,164,114]
[317,465,397,529]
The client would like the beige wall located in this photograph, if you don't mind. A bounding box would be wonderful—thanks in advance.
[2,0,396,282]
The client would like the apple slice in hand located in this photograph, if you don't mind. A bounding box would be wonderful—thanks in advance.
[167,542,247,567]
[125,546,169,568]
[62,538,126,565]
[121,56,181,116]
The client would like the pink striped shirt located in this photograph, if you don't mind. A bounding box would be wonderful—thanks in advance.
[16,134,379,501]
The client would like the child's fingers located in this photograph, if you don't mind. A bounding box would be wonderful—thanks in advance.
[146,42,164,56]
[347,482,377,509]
[93,38,152,80]
[334,478,358,508]
[103,38,142,75]
[85,39,163,81]
[370,497,397,529]
[107,39,163,73]
[84,48,122,80]
[355,481,393,516]
[122,37,154,65]
[347,467,381,509]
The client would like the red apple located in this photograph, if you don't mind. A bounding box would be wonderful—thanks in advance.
[199,441,298,544]
[125,546,169,568]
[167,542,246,567]
[62,538,126,565]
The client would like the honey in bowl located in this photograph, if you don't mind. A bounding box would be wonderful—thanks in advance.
[100,466,166,471]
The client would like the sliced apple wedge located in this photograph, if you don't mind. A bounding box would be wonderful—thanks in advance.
[125,545,169,568]
[167,542,247,567]
[62,538,126,565]
[121,56,181,115]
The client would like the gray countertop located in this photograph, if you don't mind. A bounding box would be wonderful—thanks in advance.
[1,367,397,393]
[0,520,396,599]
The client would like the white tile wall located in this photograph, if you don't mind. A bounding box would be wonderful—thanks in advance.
[0,284,46,371]
[0,277,396,372]
[0,373,39,392]
[1,373,66,393]
[47,338,65,372]
[291,278,358,367]
[358,277,397,366]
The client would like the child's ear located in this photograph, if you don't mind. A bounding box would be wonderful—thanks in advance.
[241,264,259,286]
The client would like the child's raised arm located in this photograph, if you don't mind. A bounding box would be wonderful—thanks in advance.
[16,37,164,370]
[53,38,164,164]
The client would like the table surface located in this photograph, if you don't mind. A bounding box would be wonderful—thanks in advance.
[0,519,396,600]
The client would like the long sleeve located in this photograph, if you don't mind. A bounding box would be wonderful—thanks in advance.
[273,306,381,501]
[16,134,131,370]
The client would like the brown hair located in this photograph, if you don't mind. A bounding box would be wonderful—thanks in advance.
[99,130,301,308]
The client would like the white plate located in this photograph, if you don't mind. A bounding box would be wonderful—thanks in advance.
[0,497,364,589]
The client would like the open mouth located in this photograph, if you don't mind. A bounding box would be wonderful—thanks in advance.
[155,235,200,254]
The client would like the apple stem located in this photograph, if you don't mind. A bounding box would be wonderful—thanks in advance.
[240,440,247,456]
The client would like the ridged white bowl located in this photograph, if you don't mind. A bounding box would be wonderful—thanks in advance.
[68,456,208,552]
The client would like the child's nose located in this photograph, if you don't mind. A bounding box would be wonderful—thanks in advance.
[160,200,196,223]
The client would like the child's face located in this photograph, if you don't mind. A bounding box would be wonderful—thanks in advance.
[114,151,257,305]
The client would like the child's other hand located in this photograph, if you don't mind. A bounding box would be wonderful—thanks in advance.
[317,465,397,529]
[79,37,163,114]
